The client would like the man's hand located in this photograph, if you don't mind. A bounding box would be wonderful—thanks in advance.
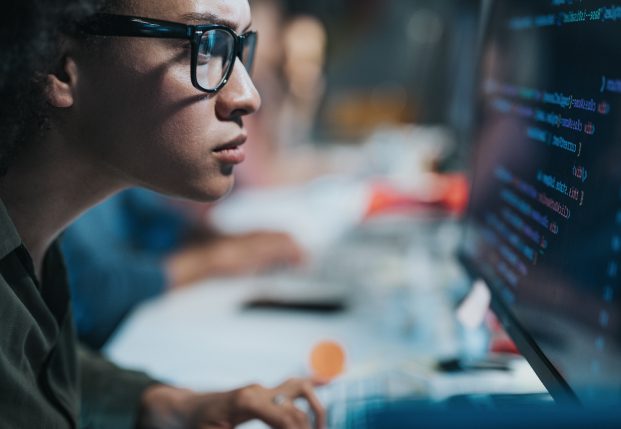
[166,231,304,288]
[138,378,325,429]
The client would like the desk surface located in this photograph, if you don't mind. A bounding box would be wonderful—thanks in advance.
[105,217,544,398]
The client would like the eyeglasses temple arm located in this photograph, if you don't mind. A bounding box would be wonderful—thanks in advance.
[79,14,191,39]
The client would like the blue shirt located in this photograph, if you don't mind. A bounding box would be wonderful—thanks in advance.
[60,189,189,349]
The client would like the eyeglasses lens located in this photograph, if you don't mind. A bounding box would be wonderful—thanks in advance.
[241,33,257,74]
[196,29,235,90]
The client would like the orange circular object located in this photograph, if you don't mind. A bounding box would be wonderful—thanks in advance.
[310,340,346,380]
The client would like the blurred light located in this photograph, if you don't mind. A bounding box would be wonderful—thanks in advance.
[310,340,346,380]
[407,9,444,45]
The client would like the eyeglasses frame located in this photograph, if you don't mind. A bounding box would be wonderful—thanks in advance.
[77,13,257,94]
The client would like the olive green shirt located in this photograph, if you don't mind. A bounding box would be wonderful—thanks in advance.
[0,200,157,428]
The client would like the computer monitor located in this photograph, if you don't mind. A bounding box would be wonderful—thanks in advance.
[461,0,621,405]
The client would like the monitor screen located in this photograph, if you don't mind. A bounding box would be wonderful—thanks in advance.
[462,0,621,404]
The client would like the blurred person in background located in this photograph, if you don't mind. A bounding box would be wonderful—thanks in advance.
[279,15,328,148]
[237,0,288,186]
[240,0,331,187]
[61,188,303,349]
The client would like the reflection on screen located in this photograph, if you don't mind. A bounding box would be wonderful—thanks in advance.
[463,0,621,403]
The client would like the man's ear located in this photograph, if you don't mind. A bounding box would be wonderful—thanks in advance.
[46,57,79,109]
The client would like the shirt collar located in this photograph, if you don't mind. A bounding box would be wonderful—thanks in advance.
[0,199,23,259]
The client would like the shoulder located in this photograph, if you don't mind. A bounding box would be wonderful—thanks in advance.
[0,200,22,260]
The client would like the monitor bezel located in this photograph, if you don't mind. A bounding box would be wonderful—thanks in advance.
[458,253,579,405]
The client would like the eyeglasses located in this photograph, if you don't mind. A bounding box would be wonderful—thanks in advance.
[77,14,257,94]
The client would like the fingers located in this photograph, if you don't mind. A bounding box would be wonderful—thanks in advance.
[298,381,326,429]
[248,233,306,271]
[232,380,325,429]
[311,377,331,388]
[272,401,313,429]
[275,379,326,429]
[217,231,304,273]
[247,396,312,429]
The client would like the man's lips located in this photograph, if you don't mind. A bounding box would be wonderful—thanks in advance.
[212,135,247,164]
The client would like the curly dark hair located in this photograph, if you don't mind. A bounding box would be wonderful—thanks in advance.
[0,0,108,175]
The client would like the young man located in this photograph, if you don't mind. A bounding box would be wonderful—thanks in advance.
[0,0,324,428]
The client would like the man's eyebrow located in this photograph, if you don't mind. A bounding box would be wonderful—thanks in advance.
[180,12,252,32]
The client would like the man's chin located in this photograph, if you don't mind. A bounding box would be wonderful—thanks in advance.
[190,176,236,203]
[144,173,236,203]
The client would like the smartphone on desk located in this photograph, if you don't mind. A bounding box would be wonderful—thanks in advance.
[243,276,349,313]
[243,297,346,313]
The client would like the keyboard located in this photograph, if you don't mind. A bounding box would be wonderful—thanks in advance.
[315,369,432,428]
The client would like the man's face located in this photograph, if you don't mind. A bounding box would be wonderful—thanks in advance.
[69,0,261,201]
